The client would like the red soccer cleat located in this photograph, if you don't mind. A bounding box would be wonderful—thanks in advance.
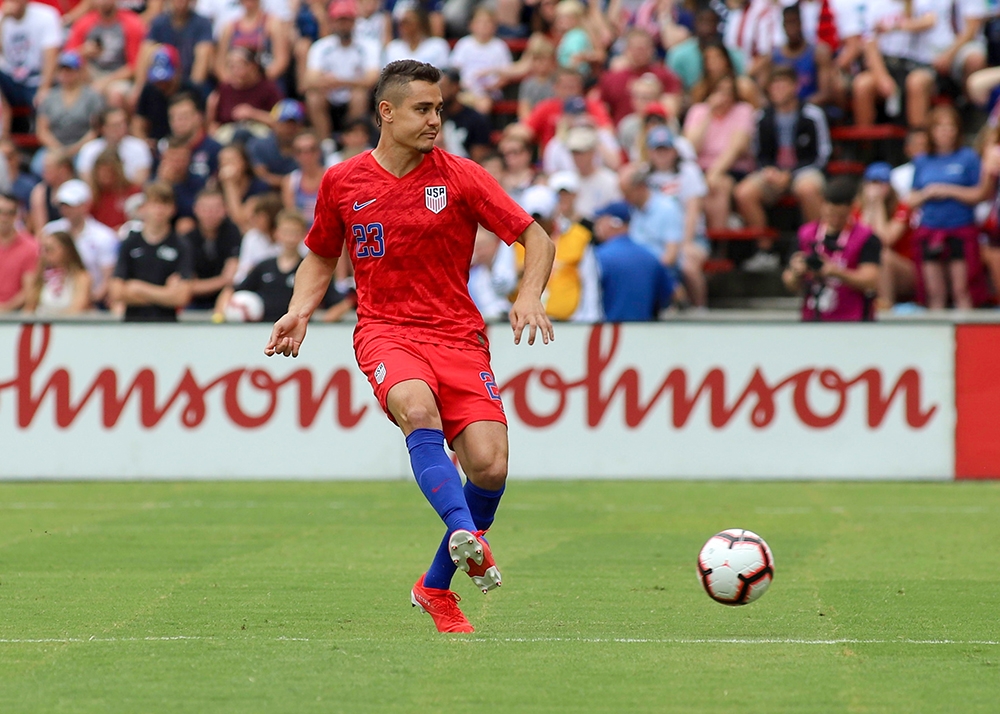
[449,529,502,594]
[410,574,475,633]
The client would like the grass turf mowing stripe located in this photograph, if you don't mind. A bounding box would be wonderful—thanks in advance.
[2,637,999,645]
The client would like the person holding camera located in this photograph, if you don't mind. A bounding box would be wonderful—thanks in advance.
[783,177,881,322]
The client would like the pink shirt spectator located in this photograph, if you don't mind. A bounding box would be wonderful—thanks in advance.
[683,101,756,174]
[0,231,39,305]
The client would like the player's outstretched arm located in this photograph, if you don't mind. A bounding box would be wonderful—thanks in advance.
[511,221,556,346]
[265,251,340,358]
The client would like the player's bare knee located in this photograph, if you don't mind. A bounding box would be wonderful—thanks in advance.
[467,456,508,491]
[397,404,441,431]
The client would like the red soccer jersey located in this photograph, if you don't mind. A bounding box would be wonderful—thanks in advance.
[305,148,534,349]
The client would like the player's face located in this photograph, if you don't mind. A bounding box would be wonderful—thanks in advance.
[389,81,443,154]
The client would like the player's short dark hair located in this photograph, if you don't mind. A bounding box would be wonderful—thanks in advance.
[824,176,857,206]
[373,60,442,126]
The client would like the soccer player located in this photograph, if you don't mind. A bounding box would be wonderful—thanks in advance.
[264,60,556,634]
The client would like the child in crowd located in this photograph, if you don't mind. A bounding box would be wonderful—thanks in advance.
[24,231,92,316]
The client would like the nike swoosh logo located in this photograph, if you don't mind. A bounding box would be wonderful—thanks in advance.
[353,199,377,210]
[431,479,450,494]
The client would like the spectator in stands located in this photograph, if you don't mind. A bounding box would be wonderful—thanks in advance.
[468,225,513,322]
[617,76,668,159]
[133,47,202,146]
[548,169,579,223]
[233,190,284,282]
[524,67,613,150]
[891,127,930,201]
[619,162,686,295]
[0,192,38,313]
[207,47,284,143]
[23,230,92,315]
[505,33,557,123]
[735,66,829,273]
[394,0,446,39]
[281,131,323,221]
[42,178,119,305]
[613,0,693,52]
[646,126,709,308]
[857,161,917,310]
[218,142,270,231]
[110,182,193,322]
[767,3,834,108]
[354,0,390,48]
[598,29,682,125]
[728,0,785,79]
[910,105,989,309]
[154,136,201,231]
[690,39,759,108]
[552,0,604,76]
[384,6,451,68]
[304,0,381,139]
[326,118,374,165]
[64,0,145,107]
[937,0,988,89]
[683,72,755,231]
[36,51,105,165]
[498,132,537,202]
[218,209,351,322]
[163,91,221,195]
[448,6,513,115]
[438,68,492,162]
[76,107,153,185]
[88,148,141,231]
[559,126,621,220]
[29,150,74,235]
[668,7,745,92]
[783,176,881,321]
[853,1,936,128]
[592,200,674,321]
[184,184,242,310]
[2,140,40,213]
[197,0,293,39]
[137,0,214,106]
[215,0,290,89]
[0,0,61,136]
[246,99,305,189]
[543,105,621,174]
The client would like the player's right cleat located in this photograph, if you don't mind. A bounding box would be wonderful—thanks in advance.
[449,529,502,594]
[410,574,475,633]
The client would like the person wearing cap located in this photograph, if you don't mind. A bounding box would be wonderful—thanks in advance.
[645,125,709,308]
[246,99,307,188]
[64,0,146,105]
[35,51,105,167]
[133,47,203,145]
[783,176,881,321]
[734,66,830,273]
[42,178,121,305]
[136,0,214,105]
[303,0,381,139]
[435,68,492,162]
[215,0,290,88]
[75,107,154,186]
[858,161,917,310]
[592,200,674,321]
[0,0,61,129]
[555,125,622,221]
[548,170,579,223]
[524,67,613,150]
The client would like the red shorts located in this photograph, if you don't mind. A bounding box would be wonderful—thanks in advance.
[355,332,507,444]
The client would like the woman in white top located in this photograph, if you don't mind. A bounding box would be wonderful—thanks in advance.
[24,231,92,316]
[383,7,451,68]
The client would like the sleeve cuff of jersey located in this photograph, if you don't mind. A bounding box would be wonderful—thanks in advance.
[305,234,342,260]
[501,214,535,246]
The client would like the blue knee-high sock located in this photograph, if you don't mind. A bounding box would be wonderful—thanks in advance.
[464,480,505,532]
[407,428,476,590]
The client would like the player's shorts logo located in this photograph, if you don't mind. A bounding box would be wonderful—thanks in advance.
[374,362,386,385]
[425,186,447,214]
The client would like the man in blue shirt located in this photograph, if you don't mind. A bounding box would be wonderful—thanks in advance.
[247,99,305,189]
[136,0,213,101]
[620,162,685,266]
[593,200,673,321]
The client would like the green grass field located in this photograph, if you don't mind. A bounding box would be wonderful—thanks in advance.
[1,480,998,713]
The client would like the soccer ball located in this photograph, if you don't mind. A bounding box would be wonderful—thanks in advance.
[697,529,774,606]
[224,291,265,322]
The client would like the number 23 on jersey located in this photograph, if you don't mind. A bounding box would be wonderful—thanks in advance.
[352,223,384,258]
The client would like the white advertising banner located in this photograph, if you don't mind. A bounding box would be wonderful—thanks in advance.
[0,322,955,480]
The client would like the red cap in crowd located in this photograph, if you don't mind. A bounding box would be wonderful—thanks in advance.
[329,0,357,19]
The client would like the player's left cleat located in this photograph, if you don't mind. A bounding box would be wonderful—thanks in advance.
[449,529,502,594]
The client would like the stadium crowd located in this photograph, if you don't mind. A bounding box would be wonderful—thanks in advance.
[2,0,1000,322]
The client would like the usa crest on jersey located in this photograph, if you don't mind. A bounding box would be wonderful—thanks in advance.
[425,186,447,213]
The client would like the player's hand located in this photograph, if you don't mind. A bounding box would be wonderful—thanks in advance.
[265,313,308,357]
[510,295,554,346]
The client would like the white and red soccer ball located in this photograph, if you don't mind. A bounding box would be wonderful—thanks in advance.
[224,291,265,322]
[697,529,774,605]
